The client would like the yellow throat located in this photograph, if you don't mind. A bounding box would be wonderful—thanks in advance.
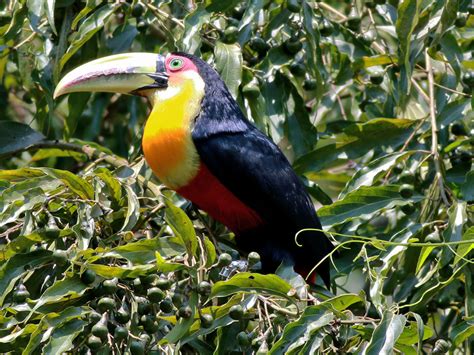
[142,71,205,188]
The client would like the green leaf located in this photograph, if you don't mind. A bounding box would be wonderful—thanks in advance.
[396,0,421,107]
[365,311,406,355]
[454,227,474,265]
[165,201,198,257]
[450,316,474,346]
[460,171,474,201]
[269,305,334,355]
[42,318,86,354]
[179,5,210,55]
[320,293,364,311]
[60,4,117,69]
[339,151,413,198]
[210,273,292,299]
[34,276,89,311]
[318,185,423,228]
[64,93,91,140]
[205,0,241,12]
[416,246,435,273]
[40,168,94,200]
[0,121,44,156]
[161,292,198,345]
[294,119,416,174]
[214,42,242,99]
[0,250,52,305]
[31,148,86,162]
[121,185,139,232]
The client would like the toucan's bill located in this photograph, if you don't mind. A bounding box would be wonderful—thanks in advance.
[53,52,169,98]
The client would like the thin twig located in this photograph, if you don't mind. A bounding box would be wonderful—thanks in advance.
[146,3,185,29]
[411,77,430,103]
[316,2,347,21]
[425,49,449,206]
[433,82,472,98]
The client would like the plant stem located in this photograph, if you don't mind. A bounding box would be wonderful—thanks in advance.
[425,49,449,206]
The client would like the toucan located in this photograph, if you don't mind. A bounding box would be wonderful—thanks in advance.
[54,52,334,286]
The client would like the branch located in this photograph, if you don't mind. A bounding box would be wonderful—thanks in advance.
[425,49,449,206]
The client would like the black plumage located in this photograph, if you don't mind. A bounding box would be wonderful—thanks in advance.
[177,53,333,286]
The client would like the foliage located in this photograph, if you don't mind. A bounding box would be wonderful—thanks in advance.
[0,0,473,353]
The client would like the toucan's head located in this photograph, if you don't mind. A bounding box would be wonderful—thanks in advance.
[54,52,209,102]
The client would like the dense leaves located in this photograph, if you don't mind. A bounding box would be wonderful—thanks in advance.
[0,0,473,353]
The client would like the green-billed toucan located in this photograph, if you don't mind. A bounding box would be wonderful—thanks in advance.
[54,52,334,286]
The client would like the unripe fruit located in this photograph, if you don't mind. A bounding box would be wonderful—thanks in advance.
[290,62,306,77]
[137,297,151,315]
[237,331,251,347]
[224,26,239,43]
[159,298,174,313]
[13,284,30,303]
[81,269,96,285]
[197,281,212,296]
[87,335,102,350]
[242,82,260,99]
[91,322,108,340]
[303,79,317,91]
[369,73,384,85]
[229,304,244,320]
[131,4,144,17]
[200,313,214,328]
[147,287,165,303]
[155,278,171,290]
[178,305,193,319]
[115,303,130,324]
[247,252,261,266]
[102,278,118,294]
[114,326,128,341]
[433,339,450,354]
[425,231,441,243]
[52,250,68,266]
[318,19,334,37]
[400,202,415,215]
[249,37,269,54]
[217,253,233,267]
[451,122,467,136]
[399,184,414,198]
[286,0,301,13]
[284,38,302,54]
[97,297,116,313]
[130,340,146,355]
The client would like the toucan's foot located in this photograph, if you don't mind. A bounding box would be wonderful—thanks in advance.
[219,260,248,279]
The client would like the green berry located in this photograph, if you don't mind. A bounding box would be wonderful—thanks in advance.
[433,339,450,354]
[137,297,151,315]
[130,340,146,355]
[283,38,303,54]
[97,297,116,313]
[147,287,165,303]
[247,252,261,266]
[217,253,233,267]
[400,202,415,215]
[91,322,108,340]
[178,305,193,319]
[451,122,467,136]
[155,277,171,290]
[52,250,68,266]
[399,171,415,184]
[318,18,334,37]
[159,298,174,313]
[286,0,301,13]
[369,73,384,85]
[102,278,118,294]
[114,326,128,341]
[237,331,251,347]
[347,10,361,31]
[131,4,144,17]
[81,269,96,285]
[13,284,30,303]
[229,304,244,320]
[399,184,414,198]
[197,281,212,296]
[455,13,468,27]
[249,36,269,54]
[224,26,239,43]
[89,311,101,323]
[462,71,474,88]
[303,79,318,91]
[115,300,130,322]
[87,335,103,350]
[290,62,306,77]
[200,313,214,328]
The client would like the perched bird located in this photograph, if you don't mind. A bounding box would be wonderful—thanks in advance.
[54,52,333,286]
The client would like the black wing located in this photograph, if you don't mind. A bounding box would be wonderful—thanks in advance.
[193,125,333,286]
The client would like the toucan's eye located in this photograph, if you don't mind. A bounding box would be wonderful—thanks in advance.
[169,58,184,71]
